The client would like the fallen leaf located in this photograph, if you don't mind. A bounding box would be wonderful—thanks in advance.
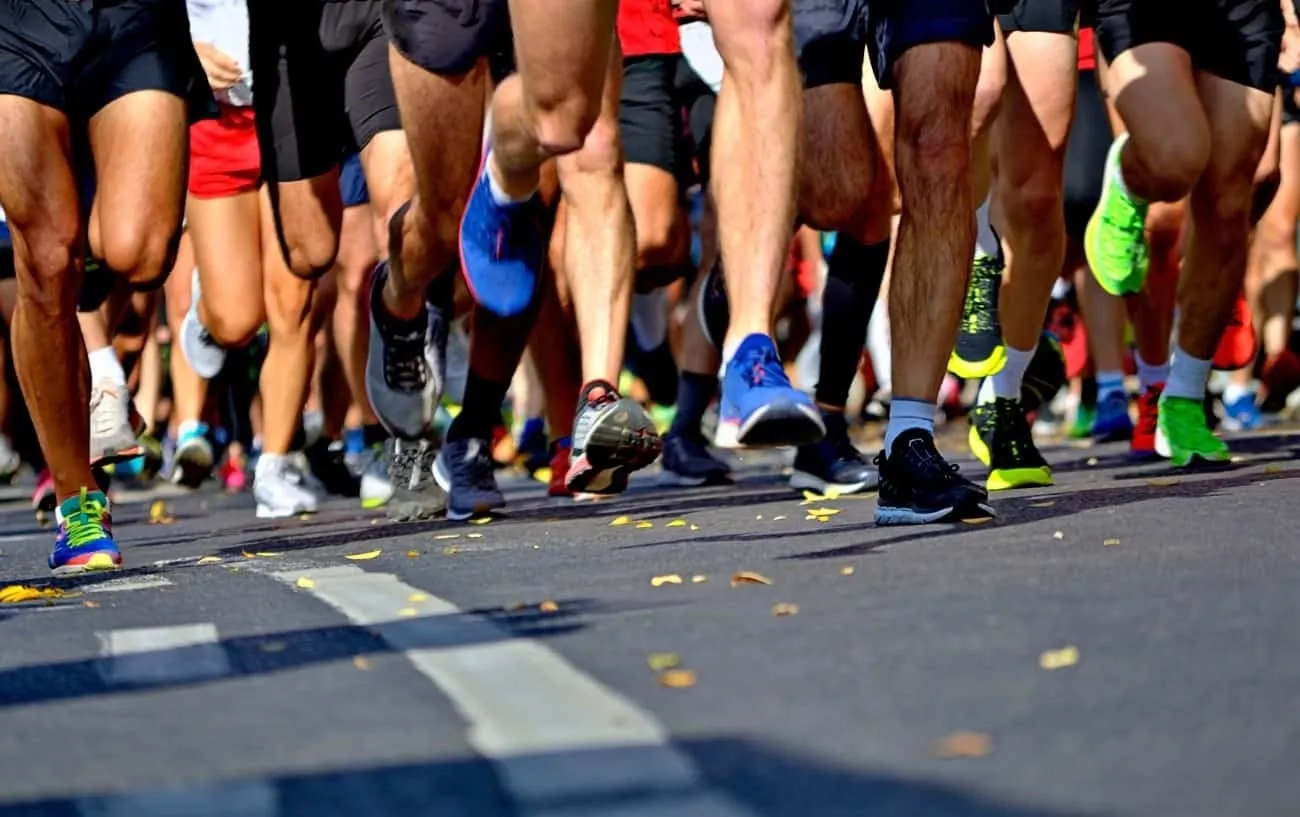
[399,607,419,617]
[772,603,800,616]
[731,571,773,587]
[1039,645,1080,670]
[539,600,560,613]
[756,514,764,520]
[443,547,460,556]
[1145,477,1181,488]
[1086,457,1099,466]
[806,508,840,518]
[667,519,687,527]
[647,653,681,671]
[689,524,700,531]
[610,515,632,527]
[651,574,684,587]
[0,585,65,603]
[469,533,484,539]
[658,669,697,688]
[471,517,491,525]
[407,550,420,558]
[254,551,282,558]
[1264,463,1284,474]
[83,600,100,608]
[1103,538,1121,547]
[932,731,992,758]
[408,593,428,603]
[242,550,255,558]
[434,533,460,540]
[197,556,222,565]
[353,656,371,670]
[298,514,311,521]
[1029,500,1056,508]
[148,500,174,525]
[1052,531,1065,540]
[259,641,286,653]
[961,517,993,525]
[346,550,382,560]
[840,566,855,576]
[691,574,709,584]
[773,515,787,521]
[295,577,316,589]
[371,519,381,525]
[636,521,654,529]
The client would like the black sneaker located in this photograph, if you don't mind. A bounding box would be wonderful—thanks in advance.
[789,413,878,495]
[304,438,361,498]
[968,397,1053,492]
[566,380,662,494]
[948,256,1006,379]
[365,263,446,440]
[1021,331,1067,414]
[434,438,506,521]
[384,437,446,522]
[874,429,992,525]
[695,260,728,350]
[660,432,731,486]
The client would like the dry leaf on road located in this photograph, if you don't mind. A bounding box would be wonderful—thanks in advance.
[197,556,222,565]
[731,571,773,587]
[610,515,632,527]
[539,600,560,613]
[1103,538,1121,547]
[667,519,686,527]
[1039,646,1079,670]
[647,653,681,671]
[772,603,799,616]
[1052,531,1064,540]
[148,500,174,525]
[345,550,382,560]
[651,574,683,587]
[636,521,654,529]
[691,574,709,584]
[932,731,992,758]
[353,656,371,670]
[0,585,65,603]
[295,577,315,589]
[658,669,697,688]
[1146,477,1181,488]
[840,566,855,576]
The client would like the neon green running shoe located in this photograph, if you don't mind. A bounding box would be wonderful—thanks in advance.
[1155,394,1230,467]
[1084,134,1150,296]
[948,256,1007,379]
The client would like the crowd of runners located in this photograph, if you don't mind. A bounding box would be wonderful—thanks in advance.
[0,0,1295,573]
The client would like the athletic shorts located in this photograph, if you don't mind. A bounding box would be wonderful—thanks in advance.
[998,0,1083,33]
[793,0,997,90]
[249,0,402,183]
[383,0,513,78]
[188,105,262,198]
[621,55,695,184]
[1063,69,1110,240]
[0,0,211,122]
[1093,0,1283,92]
[340,153,370,208]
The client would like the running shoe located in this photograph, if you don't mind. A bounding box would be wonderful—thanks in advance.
[434,438,506,521]
[304,438,361,498]
[365,262,446,439]
[716,333,824,449]
[695,259,728,350]
[1222,392,1264,431]
[172,422,214,488]
[1156,393,1230,467]
[565,380,662,494]
[179,269,227,379]
[1131,383,1162,459]
[458,157,548,317]
[1085,134,1150,296]
[1212,293,1258,372]
[89,380,143,465]
[789,412,878,495]
[968,397,1053,491]
[253,457,319,519]
[874,429,992,525]
[659,432,732,487]
[0,433,20,484]
[384,437,446,521]
[948,255,1006,379]
[50,488,121,574]
[32,469,55,514]
[1261,348,1300,410]
[1091,391,1134,442]
[359,445,394,509]
[548,441,573,498]
[218,448,248,493]
[1021,332,1067,414]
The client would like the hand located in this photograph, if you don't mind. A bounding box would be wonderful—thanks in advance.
[193,41,242,91]
[671,0,708,21]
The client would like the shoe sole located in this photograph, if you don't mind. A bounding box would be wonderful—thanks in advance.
[788,470,878,496]
[947,345,1007,380]
[51,552,122,575]
[715,401,825,450]
[256,505,316,520]
[874,502,995,526]
[565,401,664,495]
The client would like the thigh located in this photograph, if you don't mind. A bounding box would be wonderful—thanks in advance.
[800,82,883,233]
[995,31,1078,185]
[1196,71,1276,193]
[0,97,79,247]
[187,191,264,309]
[344,25,403,155]
[868,0,993,90]
[509,0,619,114]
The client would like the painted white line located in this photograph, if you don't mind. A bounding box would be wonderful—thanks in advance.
[85,575,174,593]
[266,565,754,817]
[96,623,229,687]
[76,780,277,817]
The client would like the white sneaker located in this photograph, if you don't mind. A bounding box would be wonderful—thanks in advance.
[253,456,319,519]
[359,446,394,509]
[180,269,227,379]
[89,380,142,464]
[0,433,20,481]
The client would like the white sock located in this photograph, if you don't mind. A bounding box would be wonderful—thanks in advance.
[1097,370,1125,402]
[1135,352,1170,391]
[486,158,536,206]
[1223,381,1252,405]
[1165,344,1213,400]
[1110,134,1145,205]
[885,399,936,451]
[974,196,999,260]
[88,346,126,386]
[989,344,1035,401]
[255,452,285,478]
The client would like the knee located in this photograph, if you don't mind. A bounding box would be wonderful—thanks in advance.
[567,115,621,176]
[281,227,339,280]
[102,226,174,292]
[16,219,80,311]
[802,181,870,234]
[265,272,314,332]
[1193,163,1259,235]
[533,94,601,157]
[709,0,790,75]
[897,112,971,185]
[1137,129,1210,201]
[999,167,1064,232]
[634,209,681,270]
[205,309,263,349]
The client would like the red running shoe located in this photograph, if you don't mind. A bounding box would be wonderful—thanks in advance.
[548,442,573,498]
[1212,293,1257,371]
[1131,383,1163,459]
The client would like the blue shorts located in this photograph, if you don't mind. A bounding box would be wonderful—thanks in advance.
[340,152,370,208]
[794,0,995,89]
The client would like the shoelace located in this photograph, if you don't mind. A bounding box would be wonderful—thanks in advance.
[1098,205,1149,271]
[458,441,498,492]
[63,488,108,548]
[385,330,428,391]
[876,440,962,484]
[1137,389,1161,436]
[738,344,788,388]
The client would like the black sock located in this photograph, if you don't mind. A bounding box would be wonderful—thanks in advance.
[446,371,507,442]
[815,236,890,408]
[362,423,388,447]
[670,371,718,439]
[425,267,454,311]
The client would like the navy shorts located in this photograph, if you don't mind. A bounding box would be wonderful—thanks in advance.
[340,153,370,208]
[794,0,996,90]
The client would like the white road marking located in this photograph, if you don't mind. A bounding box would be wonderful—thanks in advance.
[265,565,755,817]
[76,780,277,817]
[85,575,174,593]
[96,623,229,687]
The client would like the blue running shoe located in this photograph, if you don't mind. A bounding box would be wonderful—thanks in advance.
[715,333,824,449]
[458,158,548,317]
[50,488,121,574]
[1222,392,1264,431]
[1091,391,1134,442]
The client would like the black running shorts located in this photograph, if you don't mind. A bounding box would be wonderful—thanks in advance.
[1093,0,1283,92]
[383,0,512,77]
[249,0,402,183]
[0,0,209,121]
[794,0,998,90]
[1063,68,1111,240]
[998,0,1083,33]
[621,55,693,183]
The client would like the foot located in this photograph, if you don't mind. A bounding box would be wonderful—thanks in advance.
[1212,293,1258,372]
[716,333,824,449]
[874,430,992,525]
[304,438,361,498]
[179,269,227,379]
[172,423,214,488]
[548,441,573,498]
[0,433,20,483]
[1156,394,1230,467]
[384,437,446,521]
[1084,134,1150,296]
[1222,391,1264,432]
[365,262,446,439]
[1092,391,1134,442]
[660,431,732,487]
[1131,383,1162,459]
[89,380,143,466]
[253,457,319,519]
[359,445,395,510]
[948,255,1006,379]
[790,413,877,495]
[1021,332,1068,414]
[565,380,662,495]
[968,397,1053,491]
[50,488,121,574]
[434,437,506,521]
[458,158,548,317]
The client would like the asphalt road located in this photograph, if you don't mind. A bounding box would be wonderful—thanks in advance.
[0,431,1298,817]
